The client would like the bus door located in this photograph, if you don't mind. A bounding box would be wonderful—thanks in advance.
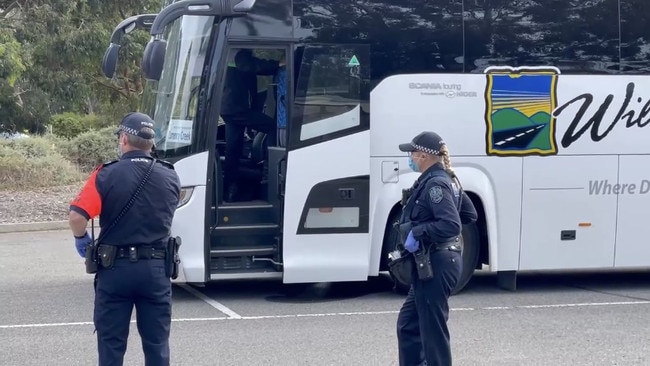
[281,44,372,283]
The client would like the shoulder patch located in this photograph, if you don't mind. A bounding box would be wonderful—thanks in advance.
[429,185,443,204]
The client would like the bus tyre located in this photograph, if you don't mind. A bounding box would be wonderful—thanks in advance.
[452,223,480,295]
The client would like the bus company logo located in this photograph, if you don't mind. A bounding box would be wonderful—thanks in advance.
[409,82,478,98]
[484,66,560,156]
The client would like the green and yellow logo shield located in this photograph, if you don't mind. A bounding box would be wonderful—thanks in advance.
[484,66,560,156]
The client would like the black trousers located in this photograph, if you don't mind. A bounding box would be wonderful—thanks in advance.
[222,111,276,192]
[396,249,462,366]
[93,258,172,366]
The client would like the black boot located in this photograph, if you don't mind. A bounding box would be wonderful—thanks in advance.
[225,183,240,203]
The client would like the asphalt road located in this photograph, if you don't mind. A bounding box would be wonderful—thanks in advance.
[2,230,650,366]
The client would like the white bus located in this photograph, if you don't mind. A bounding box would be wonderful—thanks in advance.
[101,0,650,294]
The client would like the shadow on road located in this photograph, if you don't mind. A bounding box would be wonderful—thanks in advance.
[172,268,650,304]
[458,268,650,300]
[172,273,399,304]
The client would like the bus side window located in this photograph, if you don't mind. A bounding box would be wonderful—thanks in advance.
[291,44,370,145]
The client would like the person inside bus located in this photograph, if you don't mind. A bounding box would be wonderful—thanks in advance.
[220,48,284,202]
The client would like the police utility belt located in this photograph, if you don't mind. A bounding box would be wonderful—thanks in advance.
[82,158,183,279]
[87,239,181,280]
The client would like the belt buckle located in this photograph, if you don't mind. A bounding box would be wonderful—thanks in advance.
[128,246,138,262]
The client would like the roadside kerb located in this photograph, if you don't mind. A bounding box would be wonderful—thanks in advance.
[0,221,70,234]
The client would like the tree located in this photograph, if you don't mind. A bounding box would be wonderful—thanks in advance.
[0,0,163,133]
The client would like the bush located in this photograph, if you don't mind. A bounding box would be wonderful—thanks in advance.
[0,136,83,190]
[62,126,118,173]
[49,112,117,140]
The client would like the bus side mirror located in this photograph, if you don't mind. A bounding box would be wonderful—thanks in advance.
[102,43,121,78]
[142,39,167,81]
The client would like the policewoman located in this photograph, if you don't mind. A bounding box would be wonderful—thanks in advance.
[68,112,181,366]
[395,131,478,366]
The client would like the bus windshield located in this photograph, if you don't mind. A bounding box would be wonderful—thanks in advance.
[140,15,216,159]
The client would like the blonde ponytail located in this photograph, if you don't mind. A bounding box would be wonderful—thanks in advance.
[440,145,455,178]
[440,144,464,197]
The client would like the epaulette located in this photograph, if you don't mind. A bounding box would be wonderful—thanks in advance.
[156,159,175,169]
[97,160,119,170]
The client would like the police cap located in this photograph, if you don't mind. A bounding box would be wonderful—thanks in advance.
[398,131,445,155]
[115,112,155,140]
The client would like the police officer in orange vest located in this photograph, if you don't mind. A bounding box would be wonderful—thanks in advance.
[68,112,181,366]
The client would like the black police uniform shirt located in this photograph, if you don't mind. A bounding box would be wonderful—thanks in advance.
[409,163,478,245]
[70,150,181,246]
[221,57,281,116]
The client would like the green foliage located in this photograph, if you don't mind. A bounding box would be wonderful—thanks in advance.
[62,126,119,173]
[0,31,26,87]
[1,0,164,133]
[0,136,84,190]
[0,124,119,190]
[0,0,164,190]
[48,112,118,139]
[49,112,98,139]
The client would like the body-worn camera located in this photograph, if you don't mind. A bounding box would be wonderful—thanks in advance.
[85,242,99,274]
[165,236,182,279]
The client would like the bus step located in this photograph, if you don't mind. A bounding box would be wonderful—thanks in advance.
[210,247,276,257]
[210,254,281,272]
[215,201,276,226]
[210,224,280,237]
[210,224,280,253]
[209,271,283,280]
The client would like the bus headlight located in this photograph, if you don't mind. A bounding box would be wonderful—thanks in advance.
[178,187,194,208]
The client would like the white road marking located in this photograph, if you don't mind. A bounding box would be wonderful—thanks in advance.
[177,283,242,319]
[2,300,650,330]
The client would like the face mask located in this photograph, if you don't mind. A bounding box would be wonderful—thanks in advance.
[408,155,419,172]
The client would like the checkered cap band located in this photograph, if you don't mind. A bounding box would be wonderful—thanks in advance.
[118,125,140,136]
[117,124,154,139]
[410,142,439,155]
[117,112,155,139]
[399,131,445,154]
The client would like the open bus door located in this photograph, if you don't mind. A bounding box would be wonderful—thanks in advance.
[281,44,372,283]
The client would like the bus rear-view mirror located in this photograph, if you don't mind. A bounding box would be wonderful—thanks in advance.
[102,44,121,78]
[142,39,167,81]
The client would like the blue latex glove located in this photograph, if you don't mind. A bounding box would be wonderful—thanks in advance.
[74,232,92,258]
[404,230,419,253]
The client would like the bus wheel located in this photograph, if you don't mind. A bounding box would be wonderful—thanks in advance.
[452,223,480,295]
